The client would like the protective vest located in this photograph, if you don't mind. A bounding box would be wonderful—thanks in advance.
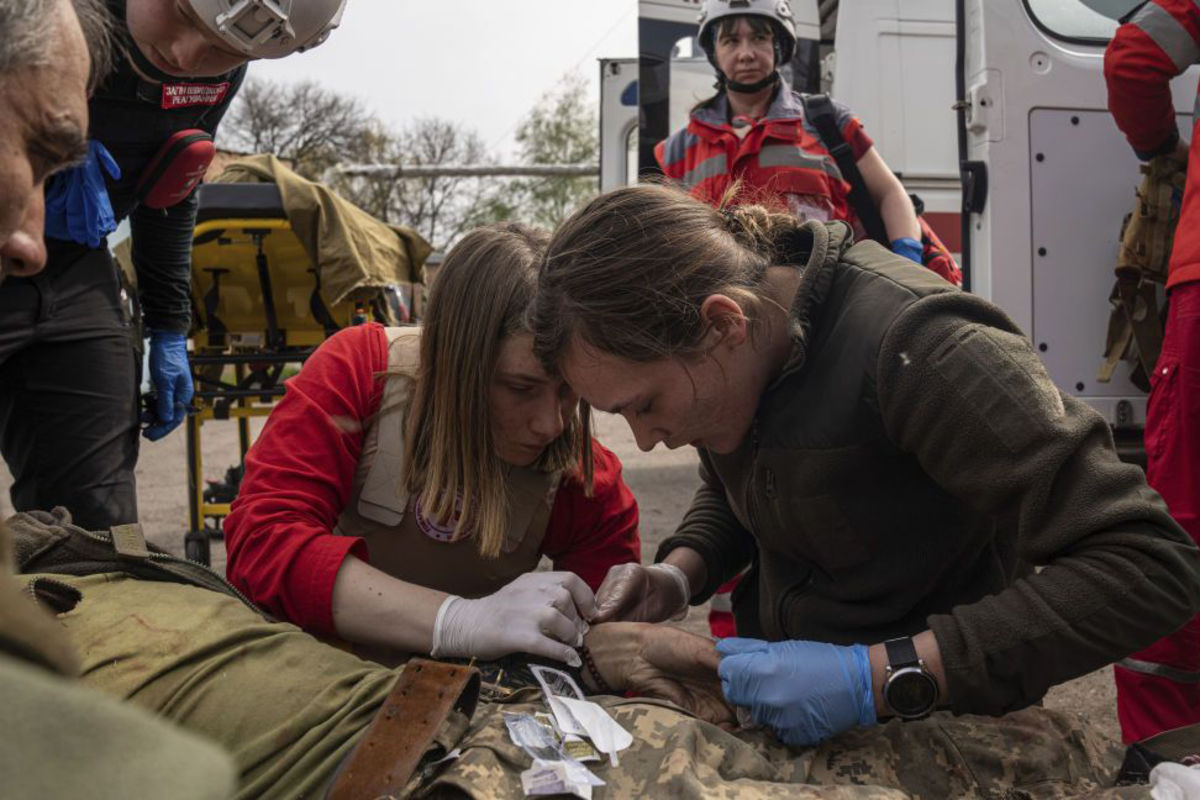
[656,84,961,286]
[656,83,863,230]
[333,328,559,599]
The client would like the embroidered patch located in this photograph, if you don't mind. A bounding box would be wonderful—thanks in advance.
[160,82,231,110]
[413,491,471,543]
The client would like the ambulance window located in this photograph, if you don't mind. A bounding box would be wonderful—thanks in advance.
[1024,0,1145,43]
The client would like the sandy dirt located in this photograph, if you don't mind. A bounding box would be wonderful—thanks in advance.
[0,409,1121,744]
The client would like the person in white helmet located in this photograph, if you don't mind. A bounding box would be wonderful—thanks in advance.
[0,0,346,533]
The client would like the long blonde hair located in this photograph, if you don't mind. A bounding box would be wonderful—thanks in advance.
[402,223,586,559]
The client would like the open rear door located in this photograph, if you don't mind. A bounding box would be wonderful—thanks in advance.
[959,0,1197,433]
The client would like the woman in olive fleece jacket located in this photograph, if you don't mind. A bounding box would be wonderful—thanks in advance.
[531,184,1200,748]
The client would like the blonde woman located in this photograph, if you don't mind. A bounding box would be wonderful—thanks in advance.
[225,223,640,666]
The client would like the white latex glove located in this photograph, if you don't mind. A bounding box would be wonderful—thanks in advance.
[430,571,597,666]
[593,562,690,623]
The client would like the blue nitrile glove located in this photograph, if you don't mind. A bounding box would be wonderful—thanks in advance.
[43,140,121,248]
[890,236,924,265]
[717,637,876,747]
[143,330,193,441]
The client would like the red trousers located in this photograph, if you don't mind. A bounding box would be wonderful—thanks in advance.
[1114,280,1200,743]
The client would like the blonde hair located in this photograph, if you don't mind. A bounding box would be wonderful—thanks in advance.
[402,223,587,559]
[532,183,808,368]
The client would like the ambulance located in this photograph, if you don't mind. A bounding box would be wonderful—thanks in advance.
[600,0,1195,459]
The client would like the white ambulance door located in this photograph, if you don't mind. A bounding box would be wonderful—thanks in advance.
[600,58,639,191]
[832,0,961,249]
[961,0,1196,429]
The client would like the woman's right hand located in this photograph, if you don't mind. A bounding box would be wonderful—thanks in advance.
[430,571,596,666]
[593,562,690,623]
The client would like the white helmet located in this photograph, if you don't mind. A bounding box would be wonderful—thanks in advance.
[185,0,348,59]
[697,0,798,67]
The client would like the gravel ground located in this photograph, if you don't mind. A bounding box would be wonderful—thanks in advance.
[0,408,1121,744]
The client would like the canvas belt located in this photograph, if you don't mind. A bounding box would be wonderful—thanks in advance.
[328,659,481,800]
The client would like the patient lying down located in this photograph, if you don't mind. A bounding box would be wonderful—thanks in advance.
[27,570,1125,798]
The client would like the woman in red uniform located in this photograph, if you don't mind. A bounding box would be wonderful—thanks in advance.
[225,223,640,668]
[657,0,959,287]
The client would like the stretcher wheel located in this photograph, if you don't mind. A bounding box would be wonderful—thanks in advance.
[185,531,211,566]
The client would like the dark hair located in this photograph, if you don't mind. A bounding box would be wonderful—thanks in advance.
[532,183,807,369]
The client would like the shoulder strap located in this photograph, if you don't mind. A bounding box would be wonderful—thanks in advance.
[800,93,890,246]
[356,328,419,523]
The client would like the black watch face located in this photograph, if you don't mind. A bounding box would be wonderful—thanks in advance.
[886,668,938,718]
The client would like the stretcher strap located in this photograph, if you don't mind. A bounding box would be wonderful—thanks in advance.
[328,659,481,800]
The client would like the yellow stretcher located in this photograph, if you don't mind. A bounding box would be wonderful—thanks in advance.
[185,182,414,564]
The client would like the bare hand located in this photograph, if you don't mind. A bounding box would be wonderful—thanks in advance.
[583,622,734,728]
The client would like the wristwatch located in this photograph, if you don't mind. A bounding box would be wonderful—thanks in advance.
[882,637,939,720]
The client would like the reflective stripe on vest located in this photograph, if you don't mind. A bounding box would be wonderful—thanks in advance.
[1118,657,1200,684]
[681,153,728,188]
[662,129,700,169]
[757,144,844,181]
[1131,2,1200,71]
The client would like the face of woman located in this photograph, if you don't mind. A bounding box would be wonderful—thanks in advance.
[560,329,760,456]
[489,332,577,467]
[125,0,250,77]
[714,18,775,88]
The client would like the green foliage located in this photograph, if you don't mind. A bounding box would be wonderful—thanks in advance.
[510,71,600,229]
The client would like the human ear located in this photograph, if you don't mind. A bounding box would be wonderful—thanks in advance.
[699,294,749,350]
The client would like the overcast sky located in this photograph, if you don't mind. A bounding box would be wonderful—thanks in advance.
[247,1,639,160]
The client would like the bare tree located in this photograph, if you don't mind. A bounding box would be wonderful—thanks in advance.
[337,117,510,248]
[221,78,378,178]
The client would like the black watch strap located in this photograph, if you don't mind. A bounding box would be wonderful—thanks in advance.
[885,636,919,668]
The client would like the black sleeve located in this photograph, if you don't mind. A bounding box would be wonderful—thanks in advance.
[131,191,197,333]
[132,65,246,334]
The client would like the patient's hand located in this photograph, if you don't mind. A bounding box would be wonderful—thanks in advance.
[582,622,734,727]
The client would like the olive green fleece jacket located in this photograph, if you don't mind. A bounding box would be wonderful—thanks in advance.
[658,221,1200,716]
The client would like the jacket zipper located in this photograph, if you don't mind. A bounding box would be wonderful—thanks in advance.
[70,526,260,612]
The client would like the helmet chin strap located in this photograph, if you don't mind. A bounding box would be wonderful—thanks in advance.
[720,70,780,94]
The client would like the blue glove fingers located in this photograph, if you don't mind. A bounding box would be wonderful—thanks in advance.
[147,331,191,440]
[42,139,119,247]
[716,637,772,657]
[890,236,924,265]
[92,141,121,180]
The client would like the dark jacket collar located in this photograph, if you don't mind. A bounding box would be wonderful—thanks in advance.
[770,220,856,387]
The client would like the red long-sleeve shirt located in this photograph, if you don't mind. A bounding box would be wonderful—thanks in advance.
[224,323,641,635]
[1106,0,1200,288]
